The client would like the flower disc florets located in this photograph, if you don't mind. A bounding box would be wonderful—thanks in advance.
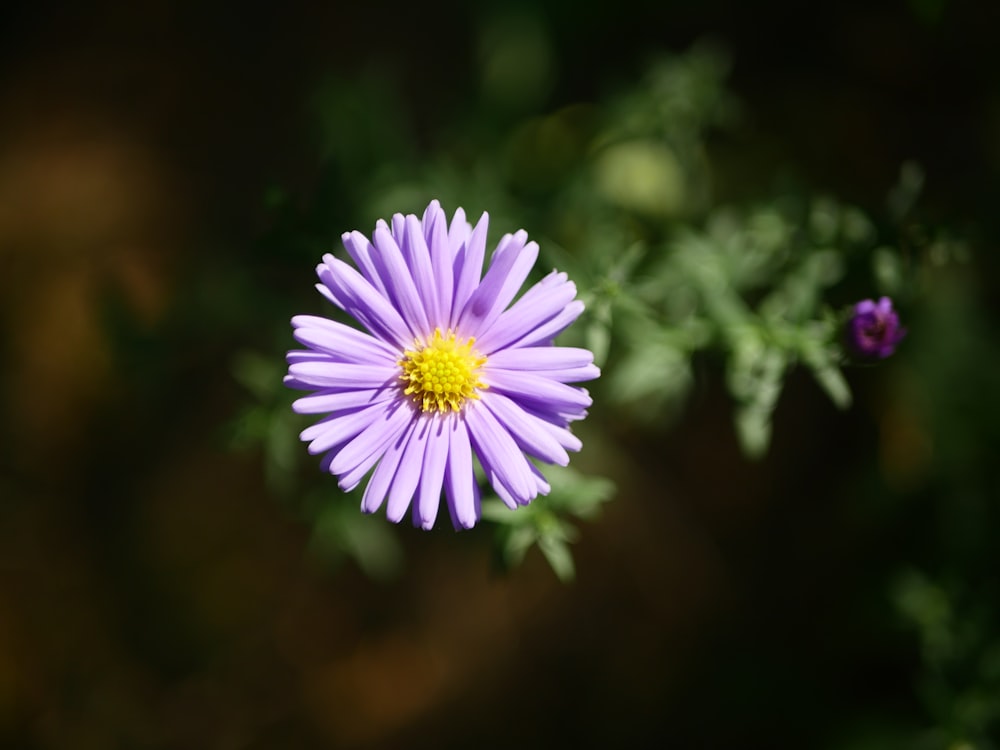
[399,328,487,413]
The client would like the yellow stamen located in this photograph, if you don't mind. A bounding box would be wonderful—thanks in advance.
[398,328,487,413]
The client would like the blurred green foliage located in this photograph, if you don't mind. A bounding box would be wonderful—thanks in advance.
[236,40,922,579]
[230,27,999,746]
[483,464,615,582]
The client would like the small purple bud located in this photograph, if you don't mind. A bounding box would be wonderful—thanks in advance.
[846,296,907,359]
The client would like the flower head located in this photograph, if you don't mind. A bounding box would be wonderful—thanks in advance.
[846,296,907,359]
[285,200,598,530]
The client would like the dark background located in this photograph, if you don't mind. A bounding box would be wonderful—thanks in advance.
[1,1,998,748]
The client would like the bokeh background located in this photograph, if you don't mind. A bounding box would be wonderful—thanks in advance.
[2,1,999,748]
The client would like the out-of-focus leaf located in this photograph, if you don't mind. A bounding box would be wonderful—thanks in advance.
[480,498,526,525]
[873,246,905,295]
[799,333,852,409]
[809,196,841,245]
[888,160,925,221]
[544,464,616,519]
[502,524,538,567]
[609,337,692,416]
[485,466,612,580]
[728,337,787,458]
[841,206,876,245]
[735,404,773,459]
[232,350,283,401]
[607,242,647,284]
[808,358,852,410]
[593,139,686,217]
[538,533,576,582]
[310,497,405,582]
[585,298,613,368]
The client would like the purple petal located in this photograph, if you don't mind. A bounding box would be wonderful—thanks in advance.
[482,368,592,413]
[450,211,489,328]
[329,399,415,482]
[534,365,600,383]
[443,414,479,529]
[448,206,472,244]
[465,401,536,507]
[528,462,551,495]
[423,202,454,326]
[361,417,417,515]
[391,213,406,243]
[284,350,333,391]
[385,415,431,523]
[401,214,443,328]
[480,392,570,466]
[317,254,412,348]
[330,400,416,476]
[293,387,394,415]
[475,271,576,353]
[371,223,431,338]
[447,206,471,250]
[283,376,311,391]
[854,299,877,315]
[286,350,328,365]
[291,315,399,364]
[485,346,595,372]
[420,200,441,238]
[507,300,585,348]
[520,405,584,453]
[300,400,390,456]
[313,281,343,312]
[342,230,389,298]
[287,360,398,390]
[457,232,538,336]
[414,416,449,529]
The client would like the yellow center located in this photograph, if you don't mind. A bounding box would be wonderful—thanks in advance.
[398,328,487,413]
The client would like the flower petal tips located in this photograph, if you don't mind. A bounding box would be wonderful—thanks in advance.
[286,200,598,530]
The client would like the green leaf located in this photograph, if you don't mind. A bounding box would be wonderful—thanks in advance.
[310,498,405,582]
[727,338,787,458]
[480,498,527,525]
[607,242,647,284]
[485,467,612,581]
[609,338,692,414]
[873,245,905,295]
[544,464,616,518]
[232,350,282,401]
[538,534,576,582]
[810,362,852,410]
[888,160,925,221]
[585,317,612,369]
[502,524,539,568]
[797,327,852,409]
[735,405,773,459]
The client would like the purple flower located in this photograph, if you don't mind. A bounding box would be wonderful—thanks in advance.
[285,200,598,530]
[846,296,907,359]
